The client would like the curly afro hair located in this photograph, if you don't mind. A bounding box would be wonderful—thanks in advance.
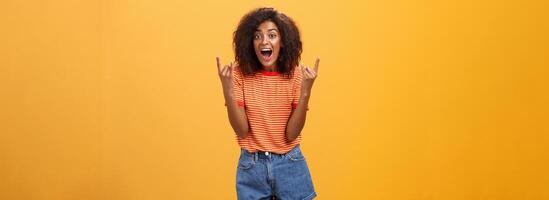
[233,7,302,78]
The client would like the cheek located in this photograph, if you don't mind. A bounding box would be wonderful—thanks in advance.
[253,41,260,52]
[273,40,281,53]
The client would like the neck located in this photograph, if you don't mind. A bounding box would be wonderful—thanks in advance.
[263,65,277,72]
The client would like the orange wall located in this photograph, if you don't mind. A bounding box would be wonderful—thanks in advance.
[1,0,548,199]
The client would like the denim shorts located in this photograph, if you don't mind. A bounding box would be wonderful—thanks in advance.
[236,144,316,200]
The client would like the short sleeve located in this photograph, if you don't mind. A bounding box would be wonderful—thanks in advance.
[224,66,245,107]
[291,69,309,111]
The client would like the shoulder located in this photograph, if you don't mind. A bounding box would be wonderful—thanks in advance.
[291,67,302,81]
[232,62,244,76]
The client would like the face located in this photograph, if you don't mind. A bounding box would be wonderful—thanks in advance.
[253,20,281,69]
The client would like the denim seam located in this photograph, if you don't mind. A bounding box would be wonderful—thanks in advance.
[302,191,317,200]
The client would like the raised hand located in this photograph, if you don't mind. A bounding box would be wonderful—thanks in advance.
[217,57,249,138]
[300,57,320,92]
[216,57,235,94]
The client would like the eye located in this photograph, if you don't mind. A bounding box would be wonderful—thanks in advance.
[254,34,261,40]
[269,33,277,39]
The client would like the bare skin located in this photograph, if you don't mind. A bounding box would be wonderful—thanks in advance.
[253,21,281,71]
[285,58,319,141]
[216,57,249,139]
[218,20,319,141]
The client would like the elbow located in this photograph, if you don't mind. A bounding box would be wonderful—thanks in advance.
[285,131,299,142]
[236,127,250,139]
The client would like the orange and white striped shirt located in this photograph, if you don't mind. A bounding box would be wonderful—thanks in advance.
[226,66,307,154]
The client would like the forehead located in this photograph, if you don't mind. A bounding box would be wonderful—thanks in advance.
[256,20,279,32]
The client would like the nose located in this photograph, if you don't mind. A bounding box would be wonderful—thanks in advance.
[261,35,269,45]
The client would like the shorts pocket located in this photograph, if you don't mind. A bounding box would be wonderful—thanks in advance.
[237,152,255,170]
[287,149,305,162]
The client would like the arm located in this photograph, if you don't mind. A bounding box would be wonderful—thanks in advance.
[285,89,312,141]
[224,89,250,139]
[217,57,250,139]
[285,58,320,141]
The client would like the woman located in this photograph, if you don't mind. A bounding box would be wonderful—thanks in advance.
[216,7,319,200]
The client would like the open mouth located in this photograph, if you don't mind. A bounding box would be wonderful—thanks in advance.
[259,48,273,61]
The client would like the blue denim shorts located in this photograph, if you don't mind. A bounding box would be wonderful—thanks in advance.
[236,144,316,200]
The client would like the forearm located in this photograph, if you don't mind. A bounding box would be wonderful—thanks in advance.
[285,90,311,141]
[224,90,250,139]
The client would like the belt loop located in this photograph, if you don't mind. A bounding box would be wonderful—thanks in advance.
[254,152,257,162]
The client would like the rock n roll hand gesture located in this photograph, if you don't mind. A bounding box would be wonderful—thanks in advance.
[300,57,320,95]
[216,57,236,95]
[216,56,249,138]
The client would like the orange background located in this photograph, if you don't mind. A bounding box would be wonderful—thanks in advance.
[1,0,548,199]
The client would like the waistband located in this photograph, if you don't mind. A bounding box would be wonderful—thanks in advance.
[241,144,301,160]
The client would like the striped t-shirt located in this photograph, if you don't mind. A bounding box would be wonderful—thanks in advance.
[225,66,307,154]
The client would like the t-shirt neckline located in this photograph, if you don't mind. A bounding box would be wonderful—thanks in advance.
[260,66,280,76]
[260,70,280,76]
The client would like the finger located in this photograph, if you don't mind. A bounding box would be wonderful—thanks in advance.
[228,62,233,76]
[225,65,231,76]
[305,66,312,74]
[216,57,222,73]
[303,67,312,78]
[307,69,316,78]
[314,57,320,73]
[222,65,229,76]
[307,66,317,77]
[304,67,312,79]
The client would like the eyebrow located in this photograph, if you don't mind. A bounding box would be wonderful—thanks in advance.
[256,28,279,32]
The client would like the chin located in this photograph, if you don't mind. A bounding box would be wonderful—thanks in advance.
[256,59,274,68]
